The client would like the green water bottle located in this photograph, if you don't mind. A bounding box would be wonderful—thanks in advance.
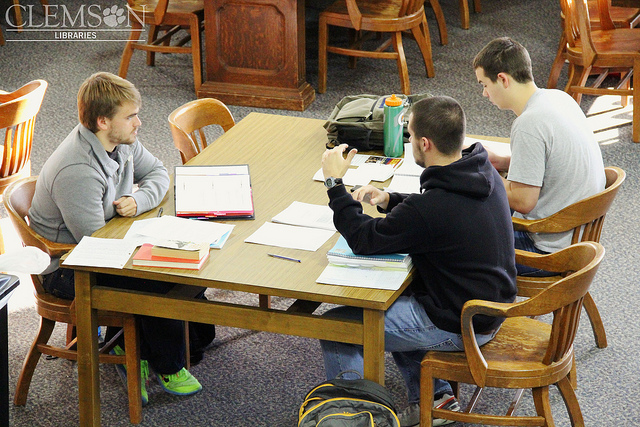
[383,94,404,157]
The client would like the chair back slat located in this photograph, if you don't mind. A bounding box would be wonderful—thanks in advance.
[0,80,47,182]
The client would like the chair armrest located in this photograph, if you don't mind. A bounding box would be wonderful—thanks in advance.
[511,216,547,232]
[344,0,363,30]
[460,299,512,387]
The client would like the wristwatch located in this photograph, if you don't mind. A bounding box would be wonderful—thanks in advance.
[324,176,343,189]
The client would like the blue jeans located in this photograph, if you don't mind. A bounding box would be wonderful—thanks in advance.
[319,296,498,404]
[514,231,557,277]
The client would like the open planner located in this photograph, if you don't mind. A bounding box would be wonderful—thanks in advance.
[174,165,255,219]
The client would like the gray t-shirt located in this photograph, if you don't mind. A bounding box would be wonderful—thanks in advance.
[508,89,605,252]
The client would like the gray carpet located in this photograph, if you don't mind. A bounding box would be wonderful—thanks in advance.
[1,0,639,425]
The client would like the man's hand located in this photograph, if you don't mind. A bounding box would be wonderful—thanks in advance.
[352,185,390,210]
[113,196,138,217]
[322,144,357,179]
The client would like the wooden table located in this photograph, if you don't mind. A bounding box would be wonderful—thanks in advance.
[70,113,413,425]
[198,0,315,111]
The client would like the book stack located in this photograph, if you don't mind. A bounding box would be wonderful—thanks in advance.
[327,236,412,270]
[317,236,413,290]
[132,242,210,270]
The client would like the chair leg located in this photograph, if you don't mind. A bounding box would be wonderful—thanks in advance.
[123,316,142,424]
[392,32,411,95]
[419,366,435,427]
[458,0,470,29]
[14,317,56,405]
[531,386,554,425]
[318,16,329,94]
[146,25,160,67]
[633,57,640,143]
[582,291,607,348]
[347,29,360,69]
[556,376,585,426]
[412,16,435,78]
[565,64,590,105]
[119,17,143,79]
[12,0,23,33]
[547,31,567,89]
[190,15,203,92]
[427,0,448,45]
[473,0,481,13]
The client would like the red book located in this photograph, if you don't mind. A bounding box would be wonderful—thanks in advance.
[132,244,210,270]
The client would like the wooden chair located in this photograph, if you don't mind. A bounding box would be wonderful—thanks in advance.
[547,0,640,88]
[513,166,625,349]
[118,0,205,93]
[168,98,235,164]
[3,177,145,424]
[318,0,435,95]
[562,0,640,142]
[420,241,605,426]
[0,79,48,254]
[456,0,481,30]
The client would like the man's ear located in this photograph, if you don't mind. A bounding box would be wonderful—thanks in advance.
[421,136,431,152]
[95,116,109,132]
[496,72,510,88]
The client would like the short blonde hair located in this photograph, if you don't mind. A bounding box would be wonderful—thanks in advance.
[77,72,141,133]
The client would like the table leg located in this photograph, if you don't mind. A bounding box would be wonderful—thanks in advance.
[362,308,385,385]
[75,271,101,426]
[0,305,9,427]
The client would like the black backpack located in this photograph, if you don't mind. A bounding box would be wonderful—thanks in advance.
[298,373,400,427]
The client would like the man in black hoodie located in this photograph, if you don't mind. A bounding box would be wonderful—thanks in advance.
[320,96,517,426]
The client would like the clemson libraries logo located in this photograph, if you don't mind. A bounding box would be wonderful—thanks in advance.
[4,3,146,42]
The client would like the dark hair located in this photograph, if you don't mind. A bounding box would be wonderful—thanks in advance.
[77,72,141,133]
[408,96,465,155]
[473,37,533,84]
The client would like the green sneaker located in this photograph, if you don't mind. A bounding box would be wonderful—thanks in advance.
[157,368,202,396]
[111,345,149,406]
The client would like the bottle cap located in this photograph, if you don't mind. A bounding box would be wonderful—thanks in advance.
[385,94,403,107]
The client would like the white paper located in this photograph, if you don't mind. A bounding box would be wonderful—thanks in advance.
[272,201,337,231]
[62,236,138,269]
[357,163,396,182]
[317,264,410,290]
[125,216,234,247]
[342,168,371,186]
[464,137,511,157]
[245,222,335,251]
[386,174,421,194]
[175,173,253,213]
[394,143,424,177]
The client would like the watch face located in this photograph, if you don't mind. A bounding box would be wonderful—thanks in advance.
[324,177,335,188]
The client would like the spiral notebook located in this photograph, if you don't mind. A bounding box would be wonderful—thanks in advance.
[327,235,412,270]
[174,165,254,219]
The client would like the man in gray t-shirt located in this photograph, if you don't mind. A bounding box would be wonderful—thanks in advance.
[473,37,605,275]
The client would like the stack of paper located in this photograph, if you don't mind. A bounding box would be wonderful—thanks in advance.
[327,235,412,270]
[316,235,413,290]
[313,154,404,186]
[244,202,336,251]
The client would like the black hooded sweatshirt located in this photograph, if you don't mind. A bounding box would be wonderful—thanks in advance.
[327,143,517,334]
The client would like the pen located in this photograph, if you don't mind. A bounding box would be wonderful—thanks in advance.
[157,207,163,217]
[268,253,301,263]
